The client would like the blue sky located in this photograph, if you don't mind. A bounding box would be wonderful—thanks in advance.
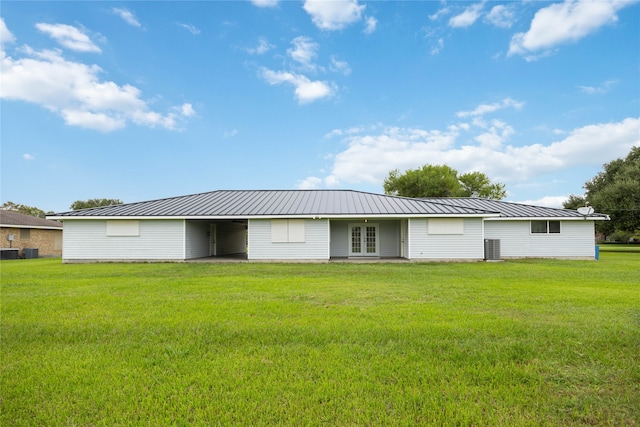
[1,0,638,213]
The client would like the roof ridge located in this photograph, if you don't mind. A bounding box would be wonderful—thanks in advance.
[421,199,500,214]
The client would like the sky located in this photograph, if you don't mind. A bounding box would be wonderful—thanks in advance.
[1,0,639,213]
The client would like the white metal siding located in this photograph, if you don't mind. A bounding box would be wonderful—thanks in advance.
[329,220,401,258]
[485,220,596,258]
[409,218,484,260]
[379,221,400,257]
[63,219,185,260]
[248,219,329,260]
[185,221,209,259]
[402,220,409,258]
[330,221,348,257]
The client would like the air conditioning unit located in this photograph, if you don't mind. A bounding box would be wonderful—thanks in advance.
[23,248,39,259]
[484,239,500,261]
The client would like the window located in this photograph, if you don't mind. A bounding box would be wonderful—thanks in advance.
[531,220,560,234]
[20,229,30,239]
[428,218,464,235]
[271,219,305,243]
[106,220,140,236]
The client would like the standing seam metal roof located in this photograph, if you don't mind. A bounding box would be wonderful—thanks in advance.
[49,190,608,219]
[51,190,496,217]
[426,198,608,218]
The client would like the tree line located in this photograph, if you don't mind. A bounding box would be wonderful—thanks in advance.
[1,199,123,218]
[563,146,639,242]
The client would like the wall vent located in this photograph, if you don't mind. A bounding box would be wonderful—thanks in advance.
[484,239,500,261]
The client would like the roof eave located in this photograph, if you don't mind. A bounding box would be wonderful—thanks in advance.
[47,213,500,221]
[485,216,609,221]
[1,224,63,230]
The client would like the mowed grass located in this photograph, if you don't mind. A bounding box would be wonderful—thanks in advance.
[598,243,640,253]
[1,255,638,426]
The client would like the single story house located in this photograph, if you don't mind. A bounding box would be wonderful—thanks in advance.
[47,190,608,263]
[1,210,63,258]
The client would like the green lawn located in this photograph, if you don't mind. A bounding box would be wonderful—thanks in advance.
[2,255,639,426]
[598,243,640,253]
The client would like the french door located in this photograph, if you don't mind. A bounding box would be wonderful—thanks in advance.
[349,223,379,256]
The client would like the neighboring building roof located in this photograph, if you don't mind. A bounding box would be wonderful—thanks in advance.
[49,190,496,218]
[1,210,63,229]
[426,198,608,219]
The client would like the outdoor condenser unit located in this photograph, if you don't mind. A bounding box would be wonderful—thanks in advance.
[484,239,500,261]
[23,248,39,259]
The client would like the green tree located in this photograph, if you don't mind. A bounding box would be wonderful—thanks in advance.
[583,146,639,238]
[0,201,48,218]
[562,194,587,210]
[458,171,507,199]
[383,165,506,199]
[70,198,123,210]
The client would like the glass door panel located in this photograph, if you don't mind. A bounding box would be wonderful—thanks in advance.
[349,224,378,256]
[365,226,377,254]
[351,225,362,254]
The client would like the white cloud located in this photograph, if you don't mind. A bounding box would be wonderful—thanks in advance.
[23,153,35,160]
[325,127,460,186]
[485,5,516,28]
[324,124,381,139]
[330,56,351,75]
[449,3,484,28]
[363,16,377,34]
[1,31,193,132]
[314,117,639,191]
[429,7,450,21]
[578,79,618,94]
[422,26,446,55]
[303,0,366,31]
[1,18,16,45]
[456,98,524,118]
[508,0,632,57]
[296,176,322,189]
[430,38,444,55]
[474,119,515,149]
[246,37,274,55]
[179,103,196,117]
[178,23,201,35]
[517,196,570,209]
[288,36,318,69]
[61,109,126,131]
[260,68,334,104]
[223,129,238,138]
[112,8,142,28]
[251,0,279,7]
[35,23,101,53]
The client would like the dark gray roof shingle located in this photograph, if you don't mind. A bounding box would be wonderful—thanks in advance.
[1,210,63,228]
